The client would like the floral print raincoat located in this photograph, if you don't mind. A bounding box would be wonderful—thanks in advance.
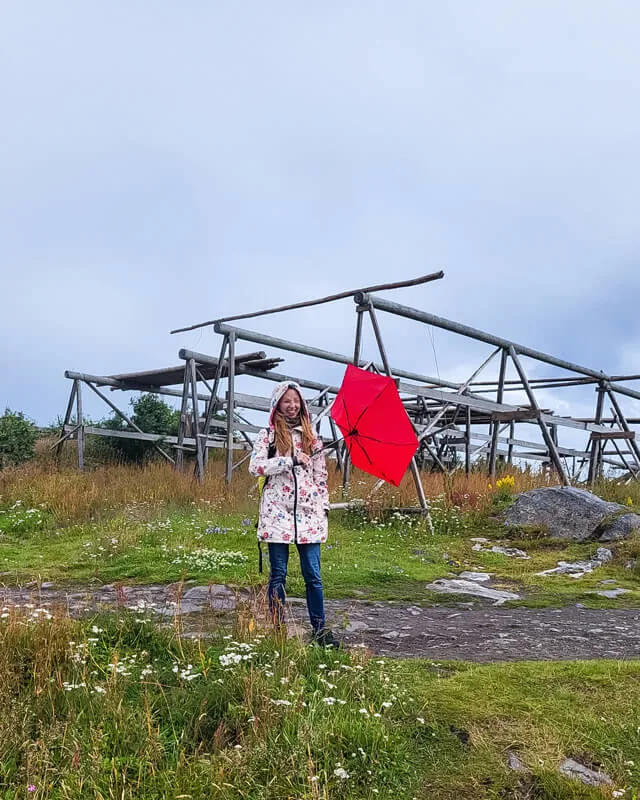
[249,381,329,544]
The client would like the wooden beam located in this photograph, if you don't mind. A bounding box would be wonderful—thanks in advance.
[170,271,445,333]
[589,430,636,441]
[508,346,569,485]
[64,425,251,450]
[225,332,236,485]
[491,409,540,422]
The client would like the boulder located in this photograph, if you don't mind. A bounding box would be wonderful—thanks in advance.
[502,486,640,541]
[598,512,640,541]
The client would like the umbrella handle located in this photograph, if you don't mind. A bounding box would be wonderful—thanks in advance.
[314,439,341,455]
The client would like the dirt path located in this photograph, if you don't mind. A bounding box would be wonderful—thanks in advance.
[1,582,639,662]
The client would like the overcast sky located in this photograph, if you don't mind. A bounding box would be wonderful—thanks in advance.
[2,2,640,447]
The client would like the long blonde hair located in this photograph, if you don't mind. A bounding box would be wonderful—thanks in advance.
[273,412,315,456]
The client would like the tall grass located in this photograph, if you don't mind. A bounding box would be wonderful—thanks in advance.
[1,440,576,526]
[0,608,428,799]
[0,607,637,799]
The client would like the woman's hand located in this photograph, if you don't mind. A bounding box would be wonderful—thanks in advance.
[295,452,311,467]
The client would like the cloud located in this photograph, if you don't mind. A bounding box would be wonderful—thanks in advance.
[2,2,640,427]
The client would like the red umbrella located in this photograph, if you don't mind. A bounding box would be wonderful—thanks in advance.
[330,364,419,486]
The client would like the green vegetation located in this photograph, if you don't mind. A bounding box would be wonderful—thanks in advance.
[0,496,638,608]
[0,609,638,799]
[0,460,639,796]
[0,409,38,469]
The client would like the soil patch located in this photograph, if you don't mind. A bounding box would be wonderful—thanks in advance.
[1,581,639,662]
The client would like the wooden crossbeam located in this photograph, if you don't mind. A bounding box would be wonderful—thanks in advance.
[589,430,636,441]
[491,409,540,422]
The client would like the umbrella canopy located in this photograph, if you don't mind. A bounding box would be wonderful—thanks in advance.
[330,364,419,486]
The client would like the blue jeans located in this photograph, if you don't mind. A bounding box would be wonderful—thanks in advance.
[267,543,325,633]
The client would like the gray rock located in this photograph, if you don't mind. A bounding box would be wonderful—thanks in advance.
[458,571,492,582]
[345,619,369,633]
[598,512,640,542]
[507,751,528,772]
[490,546,529,559]
[503,486,629,541]
[558,757,612,787]
[536,547,612,577]
[595,547,613,563]
[426,579,519,602]
[472,544,529,559]
[593,589,630,599]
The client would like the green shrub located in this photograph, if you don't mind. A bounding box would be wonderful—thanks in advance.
[0,409,38,469]
[98,394,180,464]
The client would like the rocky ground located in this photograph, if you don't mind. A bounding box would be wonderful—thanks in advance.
[2,580,639,662]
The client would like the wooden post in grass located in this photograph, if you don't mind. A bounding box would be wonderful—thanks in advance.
[465,406,471,475]
[606,386,640,471]
[366,302,428,511]
[176,365,191,472]
[588,383,605,485]
[188,358,205,480]
[225,332,236,485]
[75,379,85,472]
[199,335,229,474]
[342,307,365,492]
[508,346,569,486]
[55,380,77,460]
[489,348,508,480]
[507,421,515,465]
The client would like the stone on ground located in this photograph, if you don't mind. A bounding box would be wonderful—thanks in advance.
[503,486,640,541]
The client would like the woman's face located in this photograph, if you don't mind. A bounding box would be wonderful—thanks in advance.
[278,388,301,420]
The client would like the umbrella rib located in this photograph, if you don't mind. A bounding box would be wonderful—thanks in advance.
[350,437,393,483]
[337,392,354,432]
[353,432,417,447]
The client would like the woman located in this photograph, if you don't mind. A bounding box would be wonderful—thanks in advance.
[249,381,340,647]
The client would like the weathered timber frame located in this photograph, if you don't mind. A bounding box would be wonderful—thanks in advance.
[60,274,640,510]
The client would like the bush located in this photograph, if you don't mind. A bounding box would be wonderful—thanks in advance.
[98,394,180,464]
[0,409,38,469]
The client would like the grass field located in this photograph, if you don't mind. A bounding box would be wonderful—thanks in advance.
[0,456,639,797]
[1,458,639,608]
[1,608,639,799]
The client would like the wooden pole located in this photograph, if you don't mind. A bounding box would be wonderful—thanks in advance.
[55,381,77,460]
[609,428,639,478]
[75,380,84,472]
[367,305,392,376]
[465,406,471,475]
[225,332,236,485]
[175,366,191,472]
[188,359,205,481]
[171,271,445,333]
[489,348,508,479]
[343,311,365,492]
[200,335,229,471]
[507,421,515,465]
[364,303,427,510]
[606,387,640,470]
[508,346,569,486]
[585,383,604,485]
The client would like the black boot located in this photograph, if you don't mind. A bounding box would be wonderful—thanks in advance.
[313,628,342,649]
